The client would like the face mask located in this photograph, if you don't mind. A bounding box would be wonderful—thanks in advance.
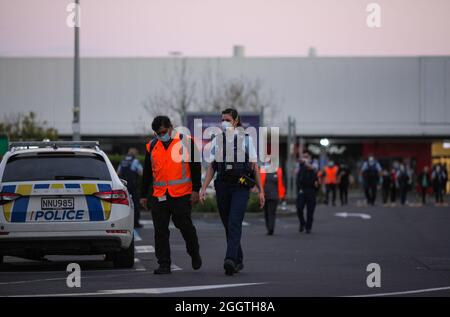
[221,121,233,130]
[157,132,171,142]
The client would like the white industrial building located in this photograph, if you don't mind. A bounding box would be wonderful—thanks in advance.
[1,55,449,175]
[1,56,449,137]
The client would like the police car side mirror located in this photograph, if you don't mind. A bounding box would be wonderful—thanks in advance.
[120,178,128,186]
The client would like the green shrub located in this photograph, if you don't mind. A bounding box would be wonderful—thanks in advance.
[192,195,218,213]
[246,192,262,213]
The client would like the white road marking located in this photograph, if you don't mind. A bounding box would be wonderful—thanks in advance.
[135,245,155,253]
[139,219,175,229]
[242,221,250,226]
[171,264,182,271]
[335,212,371,220]
[349,285,450,297]
[134,229,142,241]
[0,271,148,286]
[9,282,267,297]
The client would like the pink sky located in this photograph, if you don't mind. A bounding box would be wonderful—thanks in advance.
[1,0,450,57]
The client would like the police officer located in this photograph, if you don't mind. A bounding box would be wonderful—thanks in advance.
[297,151,319,234]
[338,163,350,206]
[140,116,202,274]
[260,156,286,235]
[200,108,265,276]
[360,155,382,206]
[117,148,143,228]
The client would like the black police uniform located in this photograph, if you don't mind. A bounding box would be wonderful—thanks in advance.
[213,131,254,274]
[296,162,318,233]
[118,155,141,227]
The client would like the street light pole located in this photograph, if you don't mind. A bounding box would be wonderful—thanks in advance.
[72,0,81,141]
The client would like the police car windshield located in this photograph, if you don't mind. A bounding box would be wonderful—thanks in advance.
[2,153,111,182]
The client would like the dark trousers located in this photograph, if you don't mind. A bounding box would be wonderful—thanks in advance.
[127,186,140,226]
[435,186,444,203]
[297,190,316,231]
[364,183,377,205]
[325,184,337,205]
[264,199,278,233]
[382,186,390,204]
[390,186,397,203]
[339,184,348,206]
[399,186,408,205]
[420,187,428,204]
[151,194,199,267]
[215,181,250,264]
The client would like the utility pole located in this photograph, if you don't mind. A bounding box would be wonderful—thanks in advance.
[286,116,297,200]
[72,0,81,141]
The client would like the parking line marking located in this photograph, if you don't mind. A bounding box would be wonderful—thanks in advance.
[349,285,450,297]
[139,219,175,229]
[135,245,154,253]
[134,229,142,241]
[171,264,182,271]
[9,282,267,296]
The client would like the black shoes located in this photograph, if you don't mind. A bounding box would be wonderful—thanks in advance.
[191,253,202,270]
[224,259,236,276]
[299,225,305,233]
[235,262,244,273]
[153,266,171,274]
[267,230,274,236]
[224,259,244,275]
[306,229,311,234]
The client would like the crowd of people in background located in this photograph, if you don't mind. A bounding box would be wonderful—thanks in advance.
[315,154,449,207]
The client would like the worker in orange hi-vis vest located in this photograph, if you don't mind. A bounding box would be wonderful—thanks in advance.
[260,157,286,235]
[323,161,339,206]
[140,116,202,275]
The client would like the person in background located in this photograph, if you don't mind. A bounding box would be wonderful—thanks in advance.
[323,161,339,206]
[396,164,410,206]
[260,156,286,235]
[432,164,446,205]
[381,168,391,205]
[442,164,449,195]
[390,165,398,205]
[117,148,143,228]
[417,166,431,205]
[337,163,350,206]
[296,152,319,234]
[360,155,382,206]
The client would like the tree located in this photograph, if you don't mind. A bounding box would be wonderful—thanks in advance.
[0,112,58,141]
[142,60,277,127]
[203,76,277,125]
[142,58,196,127]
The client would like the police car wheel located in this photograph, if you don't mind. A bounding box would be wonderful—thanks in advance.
[112,239,135,268]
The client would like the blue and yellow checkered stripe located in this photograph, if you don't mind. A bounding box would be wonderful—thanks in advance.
[1,183,112,223]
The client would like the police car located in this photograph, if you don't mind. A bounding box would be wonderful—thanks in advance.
[0,141,134,268]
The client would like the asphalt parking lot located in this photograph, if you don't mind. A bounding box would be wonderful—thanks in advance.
[1,199,450,297]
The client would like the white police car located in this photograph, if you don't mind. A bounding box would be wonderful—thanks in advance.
[0,141,134,268]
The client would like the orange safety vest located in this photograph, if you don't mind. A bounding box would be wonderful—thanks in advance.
[146,133,192,198]
[260,167,286,199]
[324,165,339,184]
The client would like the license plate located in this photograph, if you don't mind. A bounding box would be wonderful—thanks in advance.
[41,197,74,210]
